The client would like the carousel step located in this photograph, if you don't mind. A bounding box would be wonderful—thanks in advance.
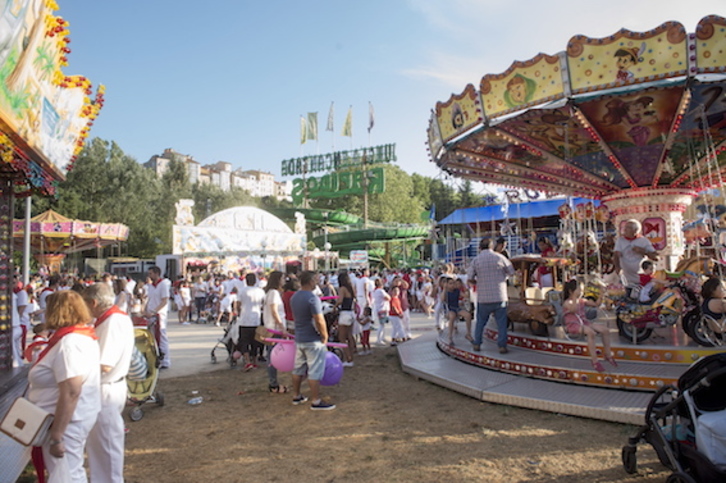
[399,331,652,425]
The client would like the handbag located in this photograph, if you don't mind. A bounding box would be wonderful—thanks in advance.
[254,325,273,345]
[0,396,54,446]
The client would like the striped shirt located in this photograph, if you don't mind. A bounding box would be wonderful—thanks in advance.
[467,249,515,304]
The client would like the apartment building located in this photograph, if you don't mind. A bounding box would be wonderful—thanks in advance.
[144,149,290,200]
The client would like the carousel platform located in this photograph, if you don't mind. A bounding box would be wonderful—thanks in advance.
[398,320,720,425]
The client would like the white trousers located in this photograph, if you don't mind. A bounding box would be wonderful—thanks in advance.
[87,380,128,483]
[12,325,23,367]
[158,312,170,368]
[43,413,97,482]
[401,309,411,338]
[390,316,405,340]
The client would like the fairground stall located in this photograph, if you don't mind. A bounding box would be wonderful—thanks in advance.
[12,209,128,273]
[0,1,104,479]
[171,202,306,275]
[425,16,726,394]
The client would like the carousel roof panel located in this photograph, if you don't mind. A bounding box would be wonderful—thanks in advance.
[428,15,726,197]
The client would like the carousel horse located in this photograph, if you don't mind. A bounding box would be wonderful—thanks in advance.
[672,255,717,278]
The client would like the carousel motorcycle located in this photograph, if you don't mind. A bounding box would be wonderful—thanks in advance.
[615,275,701,344]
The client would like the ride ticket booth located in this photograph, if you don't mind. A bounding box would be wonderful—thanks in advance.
[0,2,104,480]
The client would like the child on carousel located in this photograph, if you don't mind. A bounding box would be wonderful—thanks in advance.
[562,279,617,373]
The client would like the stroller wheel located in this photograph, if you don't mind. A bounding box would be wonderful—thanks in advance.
[621,445,637,474]
[666,472,696,483]
[155,391,165,407]
[129,407,144,422]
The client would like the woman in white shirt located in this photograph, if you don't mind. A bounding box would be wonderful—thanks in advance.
[27,290,101,482]
[263,271,288,393]
[113,278,129,313]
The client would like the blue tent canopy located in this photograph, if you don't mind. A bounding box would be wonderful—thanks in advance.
[438,198,600,225]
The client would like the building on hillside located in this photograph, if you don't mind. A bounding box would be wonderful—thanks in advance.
[145,149,290,200]
[144,148,201,184]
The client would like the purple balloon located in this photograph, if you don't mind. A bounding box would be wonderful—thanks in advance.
[320,351,344,386]
[270,342,295,372]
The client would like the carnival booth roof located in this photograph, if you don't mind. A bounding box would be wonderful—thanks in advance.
[426,15,726,198]
[12,209,129,254]
[438,197,600,225]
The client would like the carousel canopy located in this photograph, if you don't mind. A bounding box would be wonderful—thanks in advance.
[13,209,129,254]
[427,15,726,198]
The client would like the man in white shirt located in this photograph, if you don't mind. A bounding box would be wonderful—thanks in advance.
[145,266,172,368]
[613,219,658,286]
[83,283,135,483]
[354,269,371,309]
[235,273,265,371]
[38,274,60,323]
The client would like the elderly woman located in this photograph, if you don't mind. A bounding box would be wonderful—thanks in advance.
[27,290,101,482]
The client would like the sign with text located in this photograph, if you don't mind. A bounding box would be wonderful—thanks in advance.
[349,250,369,266]
[281,144,396,177]
[291,166,385,204]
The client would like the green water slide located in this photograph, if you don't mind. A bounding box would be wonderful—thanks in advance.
[269,208,363,226]
[269,208,430,252]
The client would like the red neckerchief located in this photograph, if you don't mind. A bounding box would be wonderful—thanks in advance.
[151,277,165,287]
[623,234,640,241]
[94,305,126,328]
[41,287,54,293]
[33,325,98,366]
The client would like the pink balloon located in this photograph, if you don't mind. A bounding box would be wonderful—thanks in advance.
[270,342,296,372]
[232,350,242,361]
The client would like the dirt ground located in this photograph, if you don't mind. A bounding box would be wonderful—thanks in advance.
[113,346,672,483]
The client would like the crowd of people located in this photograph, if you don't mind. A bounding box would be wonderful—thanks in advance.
[12,215,726,480]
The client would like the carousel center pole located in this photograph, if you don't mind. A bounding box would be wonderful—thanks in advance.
[602,188,694,272]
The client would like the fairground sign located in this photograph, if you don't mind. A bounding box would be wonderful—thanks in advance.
[291,166,385,204]
[281,143,396,176]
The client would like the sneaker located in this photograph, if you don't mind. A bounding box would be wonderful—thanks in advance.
[342,361,354,367]
[181,322,190,325]
[310,401,336,411]
[292,395,308,405]
[499,347,509,354]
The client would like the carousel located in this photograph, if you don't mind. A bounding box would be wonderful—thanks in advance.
[427,15,726,392]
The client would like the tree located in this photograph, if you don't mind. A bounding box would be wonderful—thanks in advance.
[428,178,459,221]
[458,180,478,208]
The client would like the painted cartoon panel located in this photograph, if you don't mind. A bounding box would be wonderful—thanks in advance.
[662,81,726,187]
[435,84,482,143]
[567,21,687,94]
[642,217,667,250]
[696,15,726,74]
[480,53,565,120]
[427,112,443,160]
[0,0,102,179]
[578,86,682,186]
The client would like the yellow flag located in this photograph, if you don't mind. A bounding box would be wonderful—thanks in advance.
[307,112,318,141]
[341,107,352,137]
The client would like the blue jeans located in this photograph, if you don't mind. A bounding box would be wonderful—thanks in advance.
[474,302,508,348]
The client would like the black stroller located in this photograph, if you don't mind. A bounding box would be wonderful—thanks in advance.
[622,353,726,482]
[210,314,239,367]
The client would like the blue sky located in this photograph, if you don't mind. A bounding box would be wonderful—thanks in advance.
[59,0,723,187]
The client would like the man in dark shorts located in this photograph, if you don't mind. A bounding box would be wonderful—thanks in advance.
[290,270,336,410]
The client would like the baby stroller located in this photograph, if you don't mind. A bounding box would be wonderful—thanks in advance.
[622,353,726,482]
[127,316,165,421]
[321,299,345,361]
[210,314,239,367]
